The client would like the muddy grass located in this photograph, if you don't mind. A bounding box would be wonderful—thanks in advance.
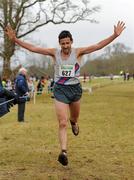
[0,80,134,180]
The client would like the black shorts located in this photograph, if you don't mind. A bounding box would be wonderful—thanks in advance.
[53,83,82,104]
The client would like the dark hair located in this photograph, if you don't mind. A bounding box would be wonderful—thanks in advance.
[58,30,73,42]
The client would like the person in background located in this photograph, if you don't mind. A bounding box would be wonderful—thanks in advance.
[48,78,55,98]
[6,79,12,91]
[37,76,45,95]
[2,78,6,88]
[15,67,29,122]
[0,77,17,117]
[27,78,35,99]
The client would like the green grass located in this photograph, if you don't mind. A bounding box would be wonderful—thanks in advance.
[0,79,134,180]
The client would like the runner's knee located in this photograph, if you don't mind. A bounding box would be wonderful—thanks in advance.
[59,119,67,129]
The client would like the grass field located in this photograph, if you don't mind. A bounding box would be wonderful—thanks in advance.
[0,78,134,180]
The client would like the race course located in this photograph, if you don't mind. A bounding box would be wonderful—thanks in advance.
[0,79,134,180]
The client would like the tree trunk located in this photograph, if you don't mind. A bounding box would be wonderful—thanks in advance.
[2,57,12,79]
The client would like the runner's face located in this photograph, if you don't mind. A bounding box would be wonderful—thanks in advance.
[59,37,72,54]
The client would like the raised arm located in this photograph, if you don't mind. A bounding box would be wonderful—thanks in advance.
[77,21,126,57]
[5,26,55,57]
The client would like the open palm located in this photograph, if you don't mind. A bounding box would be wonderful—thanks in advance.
[114,21,125,36]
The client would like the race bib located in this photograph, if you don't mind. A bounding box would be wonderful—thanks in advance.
[59,65,75,77]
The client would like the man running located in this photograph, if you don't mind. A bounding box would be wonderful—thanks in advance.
[5,21,125,166]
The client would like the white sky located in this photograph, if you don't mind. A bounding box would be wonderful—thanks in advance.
[11,0,133,68]
[31,0,134,53]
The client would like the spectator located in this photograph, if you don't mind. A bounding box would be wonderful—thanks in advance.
[6,79,12,90]
[48,78,55,98]
[0,77,17,117]
[83,72,87,83]
[2,78,6,88]
[27,78,35,99]
[37,76,45,95]
[15,67,29,122]
[126,71,130,81]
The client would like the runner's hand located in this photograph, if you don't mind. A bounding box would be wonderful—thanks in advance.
[5,26,16,41]
[114,21,125,37]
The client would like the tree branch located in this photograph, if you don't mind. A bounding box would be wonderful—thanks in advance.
[0,21,4,29]
[19,10,42,26]
[17,1,100,38]
[8,0,15,27]
[0,52,4,58]
[23,0,46,9]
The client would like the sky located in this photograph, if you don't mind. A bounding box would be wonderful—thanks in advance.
[30,0,134,53]
[10,0,133,68]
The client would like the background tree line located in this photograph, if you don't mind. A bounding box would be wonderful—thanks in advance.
[81,42,134,76]
[81,52,134,76]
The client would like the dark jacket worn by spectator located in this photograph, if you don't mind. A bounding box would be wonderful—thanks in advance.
[0,78,16,117]
[15,72,29,122]
[15,74,29,102]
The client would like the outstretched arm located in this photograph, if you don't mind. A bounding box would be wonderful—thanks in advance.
[77,21,126,57]
[5,26,55,57]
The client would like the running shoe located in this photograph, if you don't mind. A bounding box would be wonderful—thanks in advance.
[58,152,68,166]
[70,120,79,136]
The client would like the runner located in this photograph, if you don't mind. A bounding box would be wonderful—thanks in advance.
[5,21,125,165]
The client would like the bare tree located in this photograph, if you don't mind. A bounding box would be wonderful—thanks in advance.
[102,42,130,59]
[0,0,100,78]
[111,43,130,56]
